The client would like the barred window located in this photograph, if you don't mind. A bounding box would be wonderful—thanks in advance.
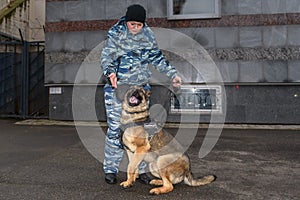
[170,85,222,114]
[167,0,221,20]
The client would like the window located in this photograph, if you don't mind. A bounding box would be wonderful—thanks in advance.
[170,85,222,114]
[167,0,221,20]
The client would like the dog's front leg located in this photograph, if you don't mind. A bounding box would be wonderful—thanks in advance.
[120,146,149,188]
[120,150,139,188]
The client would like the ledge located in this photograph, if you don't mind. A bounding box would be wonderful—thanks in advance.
[45,13,300,33]
[0,0,26,23]
[16,119,300,130]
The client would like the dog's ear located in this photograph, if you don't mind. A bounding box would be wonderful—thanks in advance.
[145,90,151,100]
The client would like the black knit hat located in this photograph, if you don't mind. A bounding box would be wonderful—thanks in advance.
[125,4,146,23]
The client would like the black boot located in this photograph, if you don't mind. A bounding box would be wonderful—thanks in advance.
[138,173,152,185]
[105,173,117,184]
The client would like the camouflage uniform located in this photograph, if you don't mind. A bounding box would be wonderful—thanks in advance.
[100,17,178,174]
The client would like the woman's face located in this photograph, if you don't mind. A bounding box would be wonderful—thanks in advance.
[126,21,144,35]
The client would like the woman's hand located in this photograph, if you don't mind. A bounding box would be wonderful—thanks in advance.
[172,75,182,88]
[108,73,117,88]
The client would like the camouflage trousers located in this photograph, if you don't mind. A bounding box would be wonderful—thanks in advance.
[103,84,147,174]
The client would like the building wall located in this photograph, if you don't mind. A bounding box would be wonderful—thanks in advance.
[0,0,45,42]
[45,0,300,124]
[28,0,45,41]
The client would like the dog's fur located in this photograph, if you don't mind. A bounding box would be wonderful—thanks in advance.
[120,86,216,195]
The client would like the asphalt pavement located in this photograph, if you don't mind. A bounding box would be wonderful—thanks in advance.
[0,119,299,200]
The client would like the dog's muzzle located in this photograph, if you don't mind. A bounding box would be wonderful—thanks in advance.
[128,90,143,106]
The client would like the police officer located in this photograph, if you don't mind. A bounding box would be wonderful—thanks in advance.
[100,4,182,184]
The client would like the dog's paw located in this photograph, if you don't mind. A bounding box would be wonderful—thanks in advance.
[120,181,133,188]
[149,188,161,195]
[149,179,163,186]
[149,186,174,195]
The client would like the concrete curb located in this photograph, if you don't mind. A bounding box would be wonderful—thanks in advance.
[15,119,300,130]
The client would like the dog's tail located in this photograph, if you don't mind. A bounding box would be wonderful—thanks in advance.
[184,172,216,186]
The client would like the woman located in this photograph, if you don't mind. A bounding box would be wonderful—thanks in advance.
[100,4,181,184]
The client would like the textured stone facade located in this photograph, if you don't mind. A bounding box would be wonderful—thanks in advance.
[45,0,300,123]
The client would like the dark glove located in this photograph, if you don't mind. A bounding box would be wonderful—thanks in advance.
[115,84,131,101]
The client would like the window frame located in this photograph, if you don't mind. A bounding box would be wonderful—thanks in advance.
[167,0,221,20]
[170,85,223,114]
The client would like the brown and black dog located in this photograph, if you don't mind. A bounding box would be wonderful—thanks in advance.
[119,86,216,195]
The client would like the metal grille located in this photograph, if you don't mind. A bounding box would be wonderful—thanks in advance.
[0,40,48,118]
[170,85,222,114]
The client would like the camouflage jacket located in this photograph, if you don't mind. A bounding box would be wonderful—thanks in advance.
[100,17,177,86]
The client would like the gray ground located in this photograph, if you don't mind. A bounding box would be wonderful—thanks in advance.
[0,119,299,200]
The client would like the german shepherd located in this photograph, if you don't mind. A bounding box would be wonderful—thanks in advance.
[119,86,216,195]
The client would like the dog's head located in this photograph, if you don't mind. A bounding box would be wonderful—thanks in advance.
[125,86,150,107]
[121,86,150,124]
